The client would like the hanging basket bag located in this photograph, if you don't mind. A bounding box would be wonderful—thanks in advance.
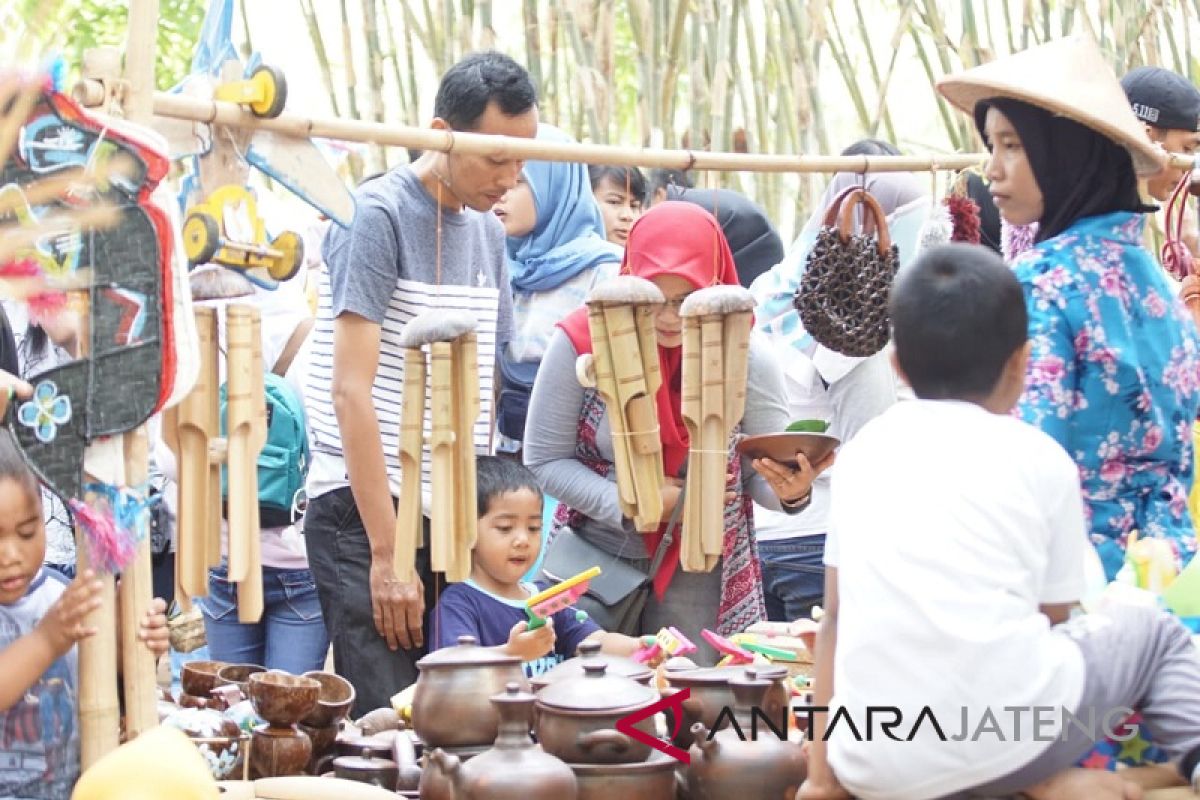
[795,187,900,357]
[1162,172,1200,330]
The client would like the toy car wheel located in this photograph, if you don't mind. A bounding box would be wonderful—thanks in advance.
[268,231,304,281]
[182,212,220,266]
[248,65,287,118]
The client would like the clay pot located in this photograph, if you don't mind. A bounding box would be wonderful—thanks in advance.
[335,730,398,760]
[423,683,577,800]
[663,663,790,749]
[216,663,266,697]
[418,746,482,800]
[250,723,312,778]
[684,669,806,800]
[412,635,528,750]
[570,751,680,800]
[180,660,227,699]
[530,640,653,692]
[535,661,658,765]
[248,671,321,728]
[333,754,400,791]
[394,729,423,792]
[299,722,339,773]
[301,671,356,728]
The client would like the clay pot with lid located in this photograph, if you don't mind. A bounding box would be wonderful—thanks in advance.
[570,751,680,800]
[534,661,658,765]
[684,668,806,800]
[530,640,653,692]
[663,662,791,748]
[412,635,529,750]
[424,683,577,800]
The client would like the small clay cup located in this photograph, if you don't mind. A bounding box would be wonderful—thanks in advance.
[181,660,227,698]
[249,723,312,778]
[216,663,266,697]
[301,671,356,728]
[248,671,321,728]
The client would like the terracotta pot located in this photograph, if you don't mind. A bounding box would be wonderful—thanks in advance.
[250,724,312,778]
[335,730,398,760]
[216,663,266,697]
[569,751,680,800]
[180,660,227,698]
[424,683,577,800]
[684,669,806,800]
[530,640,653,692]
[394,729,423,792]
[299,722,339,773]
[663,663,790,749]
[302,671,356,728]
[249,671,321,728]
[333,754,400,791]
[418,747,482,800]
[412,635,528,750]
[535,661,657,765]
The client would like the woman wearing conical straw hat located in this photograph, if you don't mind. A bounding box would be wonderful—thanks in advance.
[800,36,1200,800]
[939,35,1200,584]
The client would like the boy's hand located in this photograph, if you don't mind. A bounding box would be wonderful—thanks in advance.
[138,597,169,658]
[36,570,102,656]
[506,618,556,661]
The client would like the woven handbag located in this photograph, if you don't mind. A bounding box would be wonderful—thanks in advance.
[795,187,900,357]
[1162,173,1200,330]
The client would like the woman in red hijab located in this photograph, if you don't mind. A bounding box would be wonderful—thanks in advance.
[523,202,829,662]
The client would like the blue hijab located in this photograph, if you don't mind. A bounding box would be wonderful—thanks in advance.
[507,125,622,292]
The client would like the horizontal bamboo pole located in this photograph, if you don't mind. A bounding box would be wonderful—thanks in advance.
[152,91,998,174]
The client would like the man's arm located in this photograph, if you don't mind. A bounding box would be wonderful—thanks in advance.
[333,312,424,651]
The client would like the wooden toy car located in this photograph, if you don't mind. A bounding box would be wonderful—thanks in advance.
[182,184,303,282]
[213,64,287,119]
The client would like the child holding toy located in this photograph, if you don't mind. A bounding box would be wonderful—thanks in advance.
[802,244,1200,800]
[431,457,643,677]
[0,431,170,799]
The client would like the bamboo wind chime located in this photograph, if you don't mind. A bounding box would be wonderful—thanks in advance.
[393,310,479,584]
[679,286,755,572]
[164,305,264,619]
[575,276,666,532]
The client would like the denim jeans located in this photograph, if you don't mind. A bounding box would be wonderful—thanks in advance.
[304,486,437,717]
[758,535,826,623]
[200,563,330,675]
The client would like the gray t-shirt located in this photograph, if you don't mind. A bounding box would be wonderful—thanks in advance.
[523,327,791,557]
[304,166,514,500]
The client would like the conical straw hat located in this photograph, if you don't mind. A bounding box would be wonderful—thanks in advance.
[937,35,1166,177]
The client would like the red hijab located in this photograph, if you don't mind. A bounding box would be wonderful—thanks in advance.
[558,202,740,585]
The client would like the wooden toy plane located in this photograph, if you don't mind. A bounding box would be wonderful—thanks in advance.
[525,567,601,630]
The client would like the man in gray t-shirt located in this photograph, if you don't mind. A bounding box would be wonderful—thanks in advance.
[303,51,537,714]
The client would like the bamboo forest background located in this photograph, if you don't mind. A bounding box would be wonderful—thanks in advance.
[6,0,1198,239]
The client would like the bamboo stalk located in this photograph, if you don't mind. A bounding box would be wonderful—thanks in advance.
[588,306,637,519]
[298,0,342,117]
[394,349,426,584]
[119,427,158,739]
[451,333,480,582]
[523,0,543,93]
[339,0,361,121]
[237,309,265,624]
[429,341,455,575]
[178,307,216,601]
[149,92,1007,172]
[361,0,388,172]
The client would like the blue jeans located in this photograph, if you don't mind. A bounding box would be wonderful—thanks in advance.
[200,563,330,675]
[758,535,826,623]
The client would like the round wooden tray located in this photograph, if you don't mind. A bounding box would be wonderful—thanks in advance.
[735,431,840,466]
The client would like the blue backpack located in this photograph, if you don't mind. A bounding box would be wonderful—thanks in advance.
[219,323,311,527]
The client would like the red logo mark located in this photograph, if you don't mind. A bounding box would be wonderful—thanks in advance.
[616,687,692,764]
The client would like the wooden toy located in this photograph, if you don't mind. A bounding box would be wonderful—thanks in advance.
[632,625,697,663]
[525,567,601,630]
[182,184,304,282]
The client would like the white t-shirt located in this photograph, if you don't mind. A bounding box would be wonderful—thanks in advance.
[824,400,1087,800]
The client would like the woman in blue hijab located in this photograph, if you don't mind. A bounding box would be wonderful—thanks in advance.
[493,124,621,447]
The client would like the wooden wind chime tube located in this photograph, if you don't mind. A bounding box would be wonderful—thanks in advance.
[579,277,666,532]
[395,311,480,583]
[240,309,266,622]
[679,286,757,573]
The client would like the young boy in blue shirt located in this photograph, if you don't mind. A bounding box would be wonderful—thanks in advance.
[802,244,1200,800]
[432,457,641,677]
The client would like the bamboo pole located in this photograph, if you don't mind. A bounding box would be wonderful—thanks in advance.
[148,92,1010,172]
[119,427,158,739]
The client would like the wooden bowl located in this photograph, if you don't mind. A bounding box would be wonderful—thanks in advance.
[216,663,267,698]
[249,671,321,728]
[301,671,356,728]
[181,660,227,698]
[735,432,840,467]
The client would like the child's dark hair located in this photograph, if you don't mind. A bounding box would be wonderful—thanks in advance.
[476,456,543,518]
[890,243,1027,400]
[0,430,41,506]
[589,165,647,204]
[648,167,693,196]
[841,138,902,157]
[434,51,538,132]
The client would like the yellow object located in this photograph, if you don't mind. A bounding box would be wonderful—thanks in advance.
[526,566,601,609]
[71,726,219,800]
[183,185,304,281]
[1125,530,1178,594]
[1189,422,1200,523]
[391,683,416,721]
[213,65,287,119]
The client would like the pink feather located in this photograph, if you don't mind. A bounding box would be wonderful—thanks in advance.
[69,498,137,573]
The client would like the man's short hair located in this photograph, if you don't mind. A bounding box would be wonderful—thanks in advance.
[588,165,648,204]
[890,243,1028,400]
[434,51,538,131]
[648,168,693,195]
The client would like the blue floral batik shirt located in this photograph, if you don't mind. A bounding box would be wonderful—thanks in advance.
[1014,211,1200,580]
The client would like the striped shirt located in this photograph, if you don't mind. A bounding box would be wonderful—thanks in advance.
[304,166,513,506]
